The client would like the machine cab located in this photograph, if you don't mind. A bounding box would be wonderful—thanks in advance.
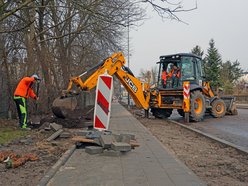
[157,53,204,89]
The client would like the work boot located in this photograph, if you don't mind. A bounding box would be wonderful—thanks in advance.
[21,127,31,131]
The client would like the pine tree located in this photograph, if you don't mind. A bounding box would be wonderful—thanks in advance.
[191,45,204,57]
[204,39,222,88]
[220,60,243,94]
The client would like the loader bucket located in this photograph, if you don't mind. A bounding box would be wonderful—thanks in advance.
[221,96,238,115]
[52,96,77,118]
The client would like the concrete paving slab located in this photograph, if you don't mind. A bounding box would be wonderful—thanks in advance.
[47,103,206,186]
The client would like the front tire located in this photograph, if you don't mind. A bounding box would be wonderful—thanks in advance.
[190,90,206,121]
[211,99,226,118]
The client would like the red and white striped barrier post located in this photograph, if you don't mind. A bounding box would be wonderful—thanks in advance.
[94,72,113,130]
[183,81,190,123]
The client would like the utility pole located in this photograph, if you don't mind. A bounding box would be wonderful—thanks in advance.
[127,9,130,107]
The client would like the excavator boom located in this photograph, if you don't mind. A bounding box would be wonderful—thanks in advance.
[52,52,150,118]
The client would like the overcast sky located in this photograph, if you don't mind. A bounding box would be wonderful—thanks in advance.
[128,0,248,76]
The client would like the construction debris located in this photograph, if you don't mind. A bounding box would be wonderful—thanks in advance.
[50,122,63,131]
[0,151,38,168]
[72,130,139,156]
[46,129,64,142]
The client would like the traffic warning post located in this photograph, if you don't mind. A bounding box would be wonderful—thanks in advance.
[183,81,190,123]
[94,72,113,130]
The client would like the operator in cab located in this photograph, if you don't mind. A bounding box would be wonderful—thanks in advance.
[168,64,181,88]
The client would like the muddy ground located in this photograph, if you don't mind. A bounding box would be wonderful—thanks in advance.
[0,119,75,186]
[128,107,248,186]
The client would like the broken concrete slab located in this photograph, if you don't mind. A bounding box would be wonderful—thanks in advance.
[59,131,72,138]
[85,146,103,155]
[47,129,64,142]
[111,142,131,152]
[50,122,63,131]
[82,121,93,127]
[119,134,131,143]
[74,130,91,137]
[86,130,102,139]
[99,134,115,149]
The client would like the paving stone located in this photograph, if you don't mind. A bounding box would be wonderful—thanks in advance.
[47,129,64,142]
[93,138,101,146]
[86,130,102,139]
[102,149,121,157]
[113,134,121,142]
[99,134,115,148]
[111,142,131,152]
[120,134,131,143]
[60,131,72,138]
[74,130,91,136]
[85,146,103,155]
[50,122,63,131]
[83,121,93,127]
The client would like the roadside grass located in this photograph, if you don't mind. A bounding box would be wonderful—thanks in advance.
[0,127,30,144]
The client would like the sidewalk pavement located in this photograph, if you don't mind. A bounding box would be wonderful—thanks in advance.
[47,103,206,186]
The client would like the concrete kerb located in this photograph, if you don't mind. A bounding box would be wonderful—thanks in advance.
[37,145,76,186]
[167,119,248,155]
[236,104,248,109]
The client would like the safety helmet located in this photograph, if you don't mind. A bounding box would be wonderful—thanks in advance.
[31,74,40,80]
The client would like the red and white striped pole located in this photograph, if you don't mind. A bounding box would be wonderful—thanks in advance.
[93,72,113,131]
[183,81,190,123]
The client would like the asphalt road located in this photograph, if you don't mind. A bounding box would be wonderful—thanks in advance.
[169,109,248,151]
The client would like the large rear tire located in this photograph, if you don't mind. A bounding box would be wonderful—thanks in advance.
[211,99,226,118]
[151,108,173,119]
[190,91,206,121]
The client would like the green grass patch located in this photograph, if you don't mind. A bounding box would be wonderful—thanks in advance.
[0,127,30,144]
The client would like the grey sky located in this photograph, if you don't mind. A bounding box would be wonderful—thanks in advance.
[129,0,248,76]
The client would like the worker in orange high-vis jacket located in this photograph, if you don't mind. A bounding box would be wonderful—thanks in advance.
[13,74,41,129]
[168,64,181,88]
[161,70,167,88]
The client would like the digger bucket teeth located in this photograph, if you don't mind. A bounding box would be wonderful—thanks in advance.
[220,96,238,115]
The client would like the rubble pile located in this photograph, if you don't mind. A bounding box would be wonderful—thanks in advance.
[72,130,140,156]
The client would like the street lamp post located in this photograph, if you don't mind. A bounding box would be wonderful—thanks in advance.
[127,9,130,108]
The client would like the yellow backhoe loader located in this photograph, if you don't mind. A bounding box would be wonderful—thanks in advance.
[52,52,237,122]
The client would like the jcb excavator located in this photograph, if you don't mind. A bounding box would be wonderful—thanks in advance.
[52,52,237,122]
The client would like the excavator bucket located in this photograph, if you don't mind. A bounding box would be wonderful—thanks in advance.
[52,96,77,118]
[221,96,238,115]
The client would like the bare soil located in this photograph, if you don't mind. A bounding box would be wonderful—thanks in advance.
[129,107,248,186]
[0,119,74,186]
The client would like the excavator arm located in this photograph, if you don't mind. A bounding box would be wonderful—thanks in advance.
[53,52,150,118]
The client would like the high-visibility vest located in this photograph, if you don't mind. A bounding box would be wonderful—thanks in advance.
[14,77,37,99]
[162,71,167,85]
[168,69,181,78]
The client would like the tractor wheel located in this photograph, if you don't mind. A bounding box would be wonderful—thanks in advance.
[190,90,206,121]
[177,109,185,117]
[151,108,173,119]
[211,99,226,118]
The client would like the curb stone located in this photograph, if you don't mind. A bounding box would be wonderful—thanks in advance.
[37,145,76,186]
